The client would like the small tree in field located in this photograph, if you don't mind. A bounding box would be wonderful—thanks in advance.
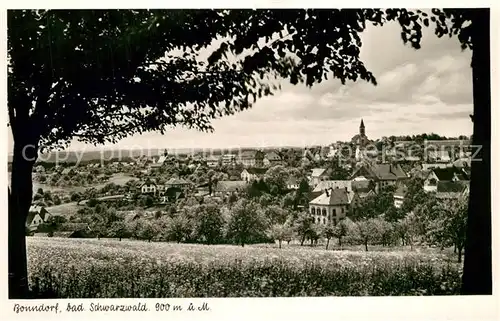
[193,204,225,245]
[269,223,293,249]
[322,223,335,250]
[139,220,160,242]
[356,218,382,251]
[428,197,469,262]
[293,212,314,246]
[167,215,192,243]
[227,199,268,247]
[109,220,128,241]
[333,219,350,248]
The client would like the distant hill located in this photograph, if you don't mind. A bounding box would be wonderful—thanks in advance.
[7,146,308,164]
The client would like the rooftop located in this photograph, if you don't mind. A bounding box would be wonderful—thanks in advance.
[310,187,350,206]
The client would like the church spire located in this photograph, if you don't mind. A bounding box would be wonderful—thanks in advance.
[360,119,365,128]
[359,119,365,136]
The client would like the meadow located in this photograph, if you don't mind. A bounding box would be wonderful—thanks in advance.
[27,237,462,298]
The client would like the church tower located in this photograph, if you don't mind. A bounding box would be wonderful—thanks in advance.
[359,119,365,136]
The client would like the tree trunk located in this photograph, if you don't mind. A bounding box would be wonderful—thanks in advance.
[300,235,305,246]
[119,237,122,241]
[458,246,463,263]
[364,240,368,252]
[9,137,38,299]
[453,244,457,253]
[462,8,492,295]
[325,238,330,250]
[278,240,281,249]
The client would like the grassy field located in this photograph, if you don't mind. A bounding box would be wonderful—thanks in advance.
[26,237,462,298]
[45,202,81,218]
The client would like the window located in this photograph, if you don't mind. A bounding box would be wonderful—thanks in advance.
[429,178,437,186]
[322,209,326,217]
[323,218,326,224]
[333,209,336,216]
[333,219,337,225]
[342,207,344,213]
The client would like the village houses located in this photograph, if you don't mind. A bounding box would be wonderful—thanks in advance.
[241,168,267,182]
[309,187,359,226]
[423,166,470,193]
[263,151,282,167]
[351,163,408,192]
[309,168,330,187]
[26,206,52,231]
[140,180,157,196]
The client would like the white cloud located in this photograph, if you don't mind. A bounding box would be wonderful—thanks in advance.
[7,18,474,153]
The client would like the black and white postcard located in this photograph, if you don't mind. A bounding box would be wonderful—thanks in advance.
[2,2,498,321]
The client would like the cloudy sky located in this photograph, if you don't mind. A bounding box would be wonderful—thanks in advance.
[7,16,474,152]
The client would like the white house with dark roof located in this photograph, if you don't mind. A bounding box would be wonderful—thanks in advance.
[424,166,470,193]
[309,187,359,225]
[26,206,52,231]
[241,168,267,182]
[309,187,358,226]
[140,180,157,195]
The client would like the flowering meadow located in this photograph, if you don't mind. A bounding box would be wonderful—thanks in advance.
[27,237,462,298]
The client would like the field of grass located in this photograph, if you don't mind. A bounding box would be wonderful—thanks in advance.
[26,237,462,298]
[45,202,81,218]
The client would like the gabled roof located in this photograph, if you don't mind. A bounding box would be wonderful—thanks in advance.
[353,164,407,181]
[310,188,350,206]
[157,155,167,164]
[244,168,267,175]
[432,167,469,181]
[437,181,469,193]
[311,168,328,177]
[165,177,190,185]
[313,180,352,192]
[26,206,50,225]
[140,179,157,187]
[215,180,248,192]
[265,151,281,161]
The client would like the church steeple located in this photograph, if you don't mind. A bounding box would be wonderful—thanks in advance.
[359,119,365,136]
